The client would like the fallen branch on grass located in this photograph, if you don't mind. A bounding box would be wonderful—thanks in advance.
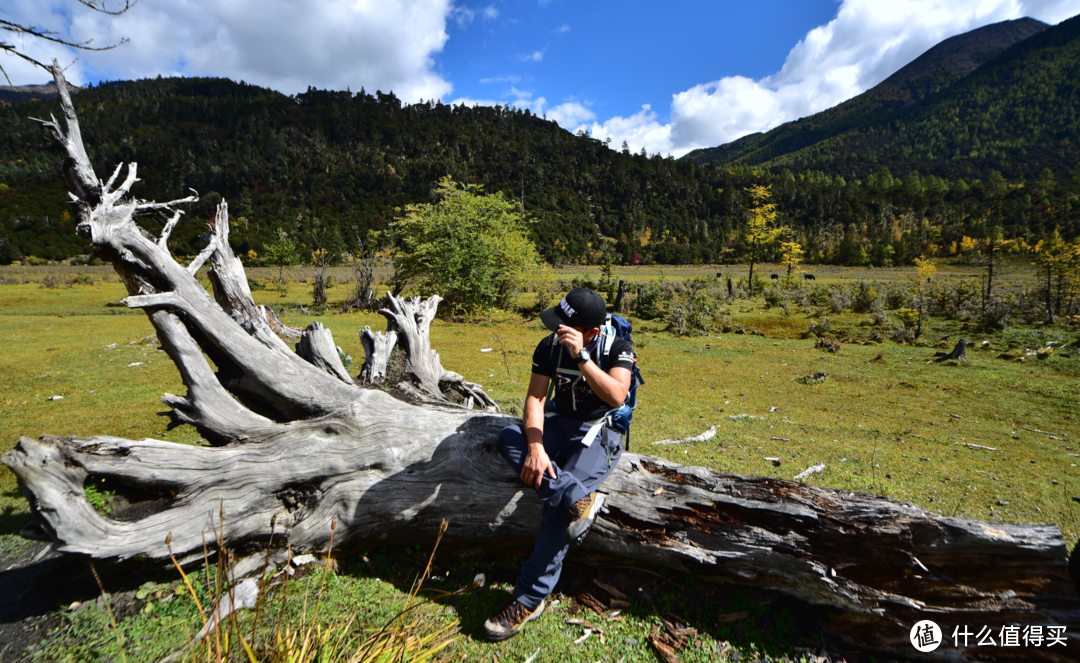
[652,426,716,445]
[793,464,826,480]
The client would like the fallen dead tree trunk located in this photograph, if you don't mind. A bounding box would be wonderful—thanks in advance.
[3,63,1078,660]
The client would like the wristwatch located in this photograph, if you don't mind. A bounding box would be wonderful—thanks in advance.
[575,348,591,364]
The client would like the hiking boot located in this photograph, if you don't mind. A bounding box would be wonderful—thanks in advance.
[482,598,545,642]
[565,492,605,546]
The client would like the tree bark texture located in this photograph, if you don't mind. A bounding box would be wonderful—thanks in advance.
[935,340,970,362]
[3,63,1078,660]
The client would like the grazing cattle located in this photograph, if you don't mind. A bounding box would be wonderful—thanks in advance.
[716,273,723,278]
[804,274,816,281]
[770,274,779,280]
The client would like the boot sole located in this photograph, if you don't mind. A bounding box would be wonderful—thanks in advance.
[482,600,545,642]
[566,493,605,546]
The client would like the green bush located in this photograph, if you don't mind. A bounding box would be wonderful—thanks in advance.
[633,278,668,320]
[70,255,105,266]
[25,255,48,266]
[809,284,831,306]
[392,176,542,316]
[851,281,880,313]
[763,287,782,309]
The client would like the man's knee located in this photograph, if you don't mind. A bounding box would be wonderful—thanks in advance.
[496,424,526,464]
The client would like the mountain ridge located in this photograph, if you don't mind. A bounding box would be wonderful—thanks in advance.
[684,17,1056,176]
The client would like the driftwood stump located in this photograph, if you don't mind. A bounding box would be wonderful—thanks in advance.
[613,279,627,313]
[935,339,971,362]
[2,63,1078,660]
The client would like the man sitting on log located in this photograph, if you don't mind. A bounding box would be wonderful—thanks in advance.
[483,288,634,641]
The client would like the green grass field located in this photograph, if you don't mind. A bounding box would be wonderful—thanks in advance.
[1,266,1078,662]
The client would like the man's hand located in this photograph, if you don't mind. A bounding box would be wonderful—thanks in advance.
[556,324,585,355]
[521,443,557,490]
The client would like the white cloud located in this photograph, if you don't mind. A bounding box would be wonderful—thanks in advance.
[1,0,455,102]
[518,49,545,63]
[547,101,595,127]
[450,6,476,27]
[448,87,548,115]
[556,24,571,34]
[581,105,672,156]
[482,5,499,20]
[479,74,522,84]
[447,89,596,128]
[574,0,1080,158]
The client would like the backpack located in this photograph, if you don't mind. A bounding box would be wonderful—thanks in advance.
[547,313,646,450]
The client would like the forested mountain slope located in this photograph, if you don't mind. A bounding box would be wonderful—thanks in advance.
[688,15,1080,183]
[686,17,1048,170]
[0,37,1077,267]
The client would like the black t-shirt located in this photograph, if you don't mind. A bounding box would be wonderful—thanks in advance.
[531,333,636,421]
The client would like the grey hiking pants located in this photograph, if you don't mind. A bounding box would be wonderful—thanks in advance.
[496,415,623,609]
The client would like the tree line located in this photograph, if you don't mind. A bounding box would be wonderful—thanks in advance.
[0,75,1077,268]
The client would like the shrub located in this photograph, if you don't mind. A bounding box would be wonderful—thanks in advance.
[891,325,915,344]
[981,297,1012,330]
[633,280,668,320]
[70,255,105,266]
[25,255,48,266]
[882,283,909,310]
[870,298,888,327]
[393,176,542,316]
[667,291,721,336]
[806,317,830,336]
[851,281,880,313]
[763,287,782,309]
[809,284,831,306]
[71,274,95,285]
[828,287,852,314]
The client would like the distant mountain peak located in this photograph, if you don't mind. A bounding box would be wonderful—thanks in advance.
[876,17,1048,99]
[685,16,1063,176]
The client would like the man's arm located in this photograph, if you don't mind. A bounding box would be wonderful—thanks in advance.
[520,372,556,490]
[555,325,632,407]
[579,363,631,407]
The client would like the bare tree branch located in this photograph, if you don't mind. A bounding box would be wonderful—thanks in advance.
[0,0,137,84]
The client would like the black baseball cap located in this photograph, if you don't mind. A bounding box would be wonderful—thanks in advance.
[539,288,607,331]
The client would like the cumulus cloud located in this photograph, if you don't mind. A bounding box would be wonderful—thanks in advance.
[482,5,500,20]
[450,6,476,27]
[479,74,522,84]
[447,88,597,129]
[547,101,595,127]
[518,49,545,62]
[574,0,1080,158]
[448,86,548,115]
[580,105,672,156]
[1,0,455,101]
[556,24,571,34]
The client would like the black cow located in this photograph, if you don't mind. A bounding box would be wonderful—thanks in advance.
[804,273,816,281]
[716,272,723,278]
[770,274,779,280]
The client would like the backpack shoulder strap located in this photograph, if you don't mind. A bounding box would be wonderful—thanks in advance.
[597,316,617,371]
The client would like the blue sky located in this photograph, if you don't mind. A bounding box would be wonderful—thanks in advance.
[4,0,1080,156]
[437,0,840,122]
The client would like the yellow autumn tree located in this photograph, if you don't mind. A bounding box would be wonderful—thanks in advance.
[779,240,804,283]
[743,184,785,297]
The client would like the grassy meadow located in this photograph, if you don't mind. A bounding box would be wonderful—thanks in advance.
[1,262,1078,662]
